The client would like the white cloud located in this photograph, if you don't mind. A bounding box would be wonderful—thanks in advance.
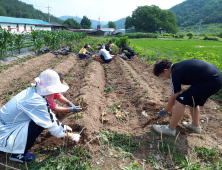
[19,0,185,21]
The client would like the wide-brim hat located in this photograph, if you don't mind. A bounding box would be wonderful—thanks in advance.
[35,69,69,96]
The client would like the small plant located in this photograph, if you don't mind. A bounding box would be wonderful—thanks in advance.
[108,77,112,81]
[136,82,140,86]
[104,86,118,93]
[99,129,140,152]
[84,79,87,82]
[131,75,134,78]
[74,113,83,119]
[133,78,137,82]
[9,83,15,87]
[109,101,125,112]
[116,73,119,75]
[78,91,85,95]
[216,106,222,112]
[143,89,148,93]
[64,78,73,81]
[145,96,149,99]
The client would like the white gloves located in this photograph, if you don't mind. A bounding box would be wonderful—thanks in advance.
[64,125,72,132]
[71,134,81,143]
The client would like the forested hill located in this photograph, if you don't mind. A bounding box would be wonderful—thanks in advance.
[169,0,222,27]
[0,0,63,24]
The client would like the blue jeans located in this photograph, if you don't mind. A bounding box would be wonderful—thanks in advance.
[78,51,89,60]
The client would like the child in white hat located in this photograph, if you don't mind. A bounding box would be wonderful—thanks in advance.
[45,72,81,114]
[0,69,82,164]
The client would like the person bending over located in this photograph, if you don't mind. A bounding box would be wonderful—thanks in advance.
[115,44,135,61]
[95,44,114,63]
[152,59,222,136]
[0,69,82,163]
[78,44,91,60]
[105,41,114,54]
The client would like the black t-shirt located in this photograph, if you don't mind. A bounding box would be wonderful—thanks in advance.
[171,59,222,94]
[105,45,111,52]
[121,47,135,54]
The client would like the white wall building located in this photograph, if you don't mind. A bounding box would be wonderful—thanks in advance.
[0,16,52,34]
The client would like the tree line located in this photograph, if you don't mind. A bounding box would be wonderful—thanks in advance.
[0,0,63,24]
[125,5,178,34]
[169,0,222,27]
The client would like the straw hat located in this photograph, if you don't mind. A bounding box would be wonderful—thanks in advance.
[35,69,69,96]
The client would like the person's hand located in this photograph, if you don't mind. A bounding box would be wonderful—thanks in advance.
[64,125,72,132]
[70,134,80,143]
[68,106,82,113]
[67,100,75,107]
[159,109,168,117]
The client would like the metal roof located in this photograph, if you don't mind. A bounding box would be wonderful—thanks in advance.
[0,16,52,26]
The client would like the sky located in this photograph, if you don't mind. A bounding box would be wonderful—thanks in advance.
[19,0,186,21]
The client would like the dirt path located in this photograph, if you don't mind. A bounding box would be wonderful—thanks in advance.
[0,53,221,169]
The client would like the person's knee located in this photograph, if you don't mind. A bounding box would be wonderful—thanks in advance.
[174,100,185,109]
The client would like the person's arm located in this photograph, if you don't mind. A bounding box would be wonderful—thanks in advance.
[114,51,121,55]
[52,107,69,113]
[164,92,180,112]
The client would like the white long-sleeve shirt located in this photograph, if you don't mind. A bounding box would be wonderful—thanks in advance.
[0,87,66,154]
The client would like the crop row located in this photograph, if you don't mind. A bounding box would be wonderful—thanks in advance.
[0,28,87,59]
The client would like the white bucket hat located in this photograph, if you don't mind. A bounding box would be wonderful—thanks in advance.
[35,69,69,96]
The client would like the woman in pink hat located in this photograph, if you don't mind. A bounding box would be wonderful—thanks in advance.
[0,69,82,163]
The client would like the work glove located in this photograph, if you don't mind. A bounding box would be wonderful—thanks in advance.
[64,125,72,132]
[68,106,82,113]
[159,109,168,117]
[67,100,75,107]
[70,134,81,143]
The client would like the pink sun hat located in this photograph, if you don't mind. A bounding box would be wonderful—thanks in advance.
[35,69,69,96]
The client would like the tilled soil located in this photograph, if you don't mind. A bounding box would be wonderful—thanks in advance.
[0,53,222,169]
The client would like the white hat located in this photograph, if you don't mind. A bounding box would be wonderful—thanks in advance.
[35,69,69,96]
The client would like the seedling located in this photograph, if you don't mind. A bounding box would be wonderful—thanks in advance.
[108,77,112,81]
[116,73,119,75]
[136,82,140,86]
[64,78,72,81]
[131,75,134,78]
[84,79,87,82]
[216,106,222,112]
[145,96,149,99]
[74,113,83,119]
[9,83,15,87]
[104,86,118,93]
[133,78,137,82]
[78,91,85,95]
[143,89,148,93]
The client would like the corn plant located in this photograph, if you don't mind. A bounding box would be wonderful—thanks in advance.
[0,28,10,58]
[14,33,26,54]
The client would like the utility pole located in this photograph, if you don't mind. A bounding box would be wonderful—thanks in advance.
[197,19,202,38]
[46,4,52,22]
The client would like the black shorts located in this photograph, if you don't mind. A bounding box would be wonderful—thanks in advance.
[176,79,222,107]
[100,55,112,63]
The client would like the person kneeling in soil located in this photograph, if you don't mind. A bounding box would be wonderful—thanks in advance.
[152,59,222,136]
[78,44,91,60]
[105,41,114,54]
[95,44,114,63]
[46,72,77,114]
[114,44,135,61]
[0,69,82,163]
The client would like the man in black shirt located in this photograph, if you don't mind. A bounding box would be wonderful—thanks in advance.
[115,44,135,61]
[152,59,222,136]
[105,41,114,54]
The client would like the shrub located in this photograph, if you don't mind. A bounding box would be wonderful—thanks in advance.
[116,36,130,48]
[203,35,221,41]
[179,34,185,39]
[217,32,222,38]
[187,32,194,39]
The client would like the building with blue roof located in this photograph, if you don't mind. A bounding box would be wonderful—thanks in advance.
[0,16,52,33]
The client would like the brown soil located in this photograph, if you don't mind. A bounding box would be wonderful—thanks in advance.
[0,53,222,169]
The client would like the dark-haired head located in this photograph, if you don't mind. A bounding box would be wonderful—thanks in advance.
[153,59,172,77]
[122,44,126,48]
[58,73,64,82]
[84,44,90,48]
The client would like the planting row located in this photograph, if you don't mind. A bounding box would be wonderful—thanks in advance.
[0,28,87,58]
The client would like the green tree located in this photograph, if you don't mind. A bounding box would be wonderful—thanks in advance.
[0,6,7,16]
[64,18,81,29]
[125,16,133,30]
[80,16,92,29]
[128,5,178,33]
[108,21,116,29]
[187,32,194,39]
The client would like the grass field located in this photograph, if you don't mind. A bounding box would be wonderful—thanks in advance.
[130,38,222,70]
